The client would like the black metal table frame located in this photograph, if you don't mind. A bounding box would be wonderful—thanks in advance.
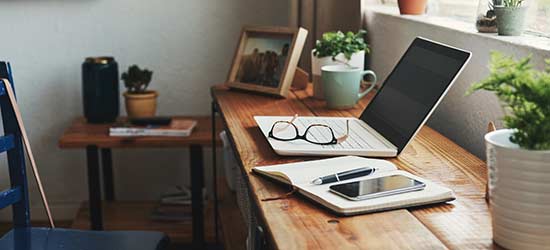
[84,144,209,249]
[211,96,264,249]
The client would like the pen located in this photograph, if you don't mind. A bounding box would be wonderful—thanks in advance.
[311,167,376,185]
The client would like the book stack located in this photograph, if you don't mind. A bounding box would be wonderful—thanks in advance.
[109,119,197,137]
[151,186,207,222]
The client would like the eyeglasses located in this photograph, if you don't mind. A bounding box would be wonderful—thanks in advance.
[268,114,349,145]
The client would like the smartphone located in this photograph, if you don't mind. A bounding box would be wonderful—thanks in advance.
[329,174,426,201]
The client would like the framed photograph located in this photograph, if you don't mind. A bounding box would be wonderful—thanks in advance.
[227,26,308,97]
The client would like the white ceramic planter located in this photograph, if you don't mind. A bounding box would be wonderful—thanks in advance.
[485,129,550,250]
[311,50,365,99]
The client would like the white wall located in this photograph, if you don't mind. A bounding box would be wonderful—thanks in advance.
[0,0,289,220]
[364,5,550,159]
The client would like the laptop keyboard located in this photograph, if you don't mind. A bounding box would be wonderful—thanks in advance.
[294,118,387,150]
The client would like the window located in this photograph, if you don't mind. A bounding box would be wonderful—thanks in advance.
[531,0,550,35]
[380,0,550,36]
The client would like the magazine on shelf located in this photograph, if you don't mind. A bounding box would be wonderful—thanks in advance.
[109,119,197,137]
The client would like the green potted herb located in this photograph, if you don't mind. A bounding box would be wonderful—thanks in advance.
[494,0,527,35]
[121,65,156,118]
[467,52,550,249]
[311,30,369,99]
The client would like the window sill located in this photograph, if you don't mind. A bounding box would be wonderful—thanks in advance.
[363,5,550,52]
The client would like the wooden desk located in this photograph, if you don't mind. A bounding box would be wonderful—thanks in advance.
[211,84,494,249]
[58,116,222,249]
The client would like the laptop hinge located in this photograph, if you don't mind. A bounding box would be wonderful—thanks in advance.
[356,119,398,152]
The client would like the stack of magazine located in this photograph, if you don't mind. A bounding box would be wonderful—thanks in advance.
[109,119,197,137]
[151,186,207,222]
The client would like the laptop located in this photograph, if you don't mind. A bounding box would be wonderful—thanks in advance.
[255,37,471,157]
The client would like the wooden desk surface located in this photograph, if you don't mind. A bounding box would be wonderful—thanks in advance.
[212,84,495,250]
[58,116,222,148]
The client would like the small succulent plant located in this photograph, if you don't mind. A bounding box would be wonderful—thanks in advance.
[122,65,153,94]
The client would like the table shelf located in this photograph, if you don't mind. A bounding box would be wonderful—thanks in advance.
[71,201,217,245]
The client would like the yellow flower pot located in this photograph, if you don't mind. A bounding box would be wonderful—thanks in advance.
[123,90,158,118]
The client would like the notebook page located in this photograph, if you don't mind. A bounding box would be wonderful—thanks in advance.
[253,156,397,185]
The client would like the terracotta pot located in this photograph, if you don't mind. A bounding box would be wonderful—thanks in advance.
[398,0,428,15]
[123,90,158,118]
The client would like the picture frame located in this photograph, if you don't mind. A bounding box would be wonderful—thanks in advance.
[227,26,308,97]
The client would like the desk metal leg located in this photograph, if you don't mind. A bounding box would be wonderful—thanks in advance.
[211,101,219,244]
[190,144,204,249]
[86,145,103,230]
[101,148,115,201]
[253,226,266,250]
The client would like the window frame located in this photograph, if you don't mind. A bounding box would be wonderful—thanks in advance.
[378,0,550,38]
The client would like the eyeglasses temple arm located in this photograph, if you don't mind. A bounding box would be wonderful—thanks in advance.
[336,120,350,144]
[272,114,299,133]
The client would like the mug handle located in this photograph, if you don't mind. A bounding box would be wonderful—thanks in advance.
[358,70,377,99]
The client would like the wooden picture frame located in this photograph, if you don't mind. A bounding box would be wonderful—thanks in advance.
[227,26,308,97]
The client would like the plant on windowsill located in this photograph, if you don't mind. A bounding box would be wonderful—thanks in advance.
[494,0,527,35]
[397,0,428,15]
[467,52,550,250]
[122,65,157,118]
[311,30,370,99]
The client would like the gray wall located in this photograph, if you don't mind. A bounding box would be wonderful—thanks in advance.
[364,6,550,159]
[0,0,289,220]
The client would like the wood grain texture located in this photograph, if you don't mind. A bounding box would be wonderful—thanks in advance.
[218,179,247,250]
[291,67,309,90]
[58,116,222,148]
[212,84,448,250]
[292,85,494,249]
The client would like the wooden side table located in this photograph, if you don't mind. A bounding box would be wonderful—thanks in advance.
[58,116,222,249]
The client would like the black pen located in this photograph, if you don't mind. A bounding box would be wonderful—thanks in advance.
[311,167,376,185]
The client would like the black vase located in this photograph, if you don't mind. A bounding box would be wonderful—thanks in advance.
[82,57,119,123]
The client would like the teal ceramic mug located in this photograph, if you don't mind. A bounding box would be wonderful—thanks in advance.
[321,65,377,109]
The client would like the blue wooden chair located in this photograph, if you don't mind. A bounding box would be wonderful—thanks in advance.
[0,61,170,250]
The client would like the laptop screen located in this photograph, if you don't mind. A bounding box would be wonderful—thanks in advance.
[359,37,471,154]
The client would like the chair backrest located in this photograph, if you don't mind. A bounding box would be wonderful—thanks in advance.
[0,62,31,229]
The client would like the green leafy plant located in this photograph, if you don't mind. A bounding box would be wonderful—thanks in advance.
[122,65,153,94]
[313,30,369,61]
[467,52,550,150]
[487,0,500,15]
[501,0,524,7]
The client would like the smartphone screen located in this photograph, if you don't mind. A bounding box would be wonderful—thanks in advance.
[329,175,425,200]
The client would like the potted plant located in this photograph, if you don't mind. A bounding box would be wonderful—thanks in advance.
[397,0,428,15]
[467,52,550,250]
[494,0,527,35]
[121,65,157,118]
[311,30,369,99]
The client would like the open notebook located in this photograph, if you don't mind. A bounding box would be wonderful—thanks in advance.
[253,156,455,215]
